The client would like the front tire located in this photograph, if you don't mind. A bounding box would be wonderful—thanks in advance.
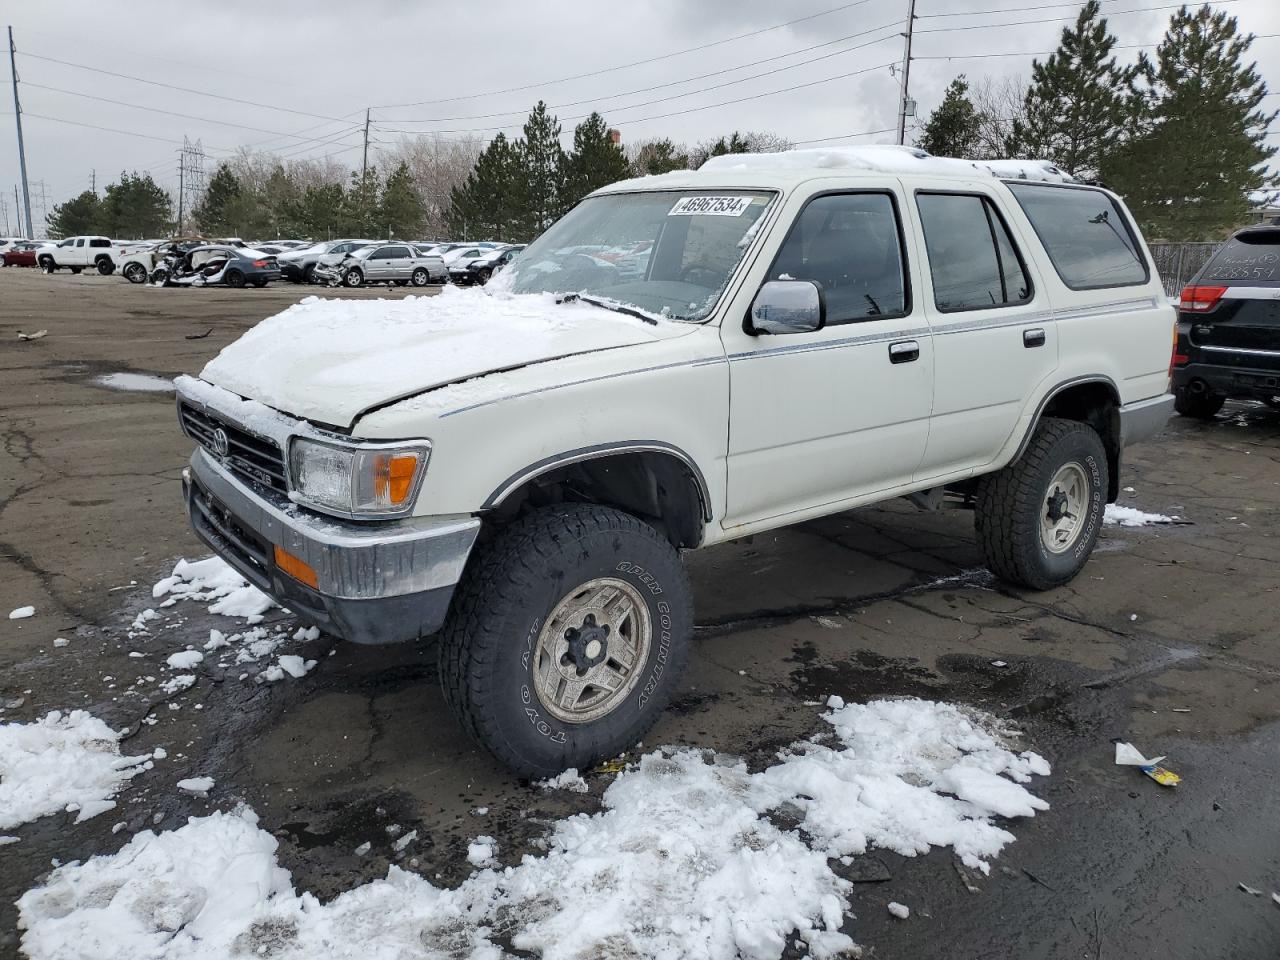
[344,267,364,288]
[1174,386,1225,420]
[123,262,148,284]
[69,266,82,275]
[440,505,694,779]
[974,417,1108,591]
[39,257,56,274]
[224,269,246,289]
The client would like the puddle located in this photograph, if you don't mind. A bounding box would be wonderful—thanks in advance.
[787,642,946,702]
[93,372,175,394]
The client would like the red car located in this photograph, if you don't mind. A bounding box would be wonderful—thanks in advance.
[2,242,39,267]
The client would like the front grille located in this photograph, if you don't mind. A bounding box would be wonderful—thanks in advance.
[188,478,272,591]
[180,402,289,493]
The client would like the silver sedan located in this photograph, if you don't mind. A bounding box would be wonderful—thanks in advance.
[317,243,448,288]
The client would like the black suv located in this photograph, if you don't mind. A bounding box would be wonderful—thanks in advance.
[1172,225,1280,418]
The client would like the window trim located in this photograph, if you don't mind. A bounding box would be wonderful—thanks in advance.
[1004,180,1151,292]
[759,188,913,328]
[914,189,1035,314]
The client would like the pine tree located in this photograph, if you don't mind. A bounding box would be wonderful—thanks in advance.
[342,166,381,237]
[294,182,347,239]
[194,164,241,235]
[98,172,172,238]
[917,77,984,158]
[1006,1,1135,177]
[46,191,102,238]
[378,162,426,239]
[511,101,565,240]
[1102,4,1277,240]
[562,113,631,209]
[447,133,519,239]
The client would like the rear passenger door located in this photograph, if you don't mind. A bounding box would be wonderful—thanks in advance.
[908,184,1057,481]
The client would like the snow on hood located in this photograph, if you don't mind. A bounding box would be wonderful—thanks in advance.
[199,285,686,428]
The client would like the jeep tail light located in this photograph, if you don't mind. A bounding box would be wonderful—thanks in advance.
[1177,285,1226,312]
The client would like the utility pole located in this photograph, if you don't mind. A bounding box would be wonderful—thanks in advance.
[91,169,96,194]
[176,150,185,235]
[896,0,918,146]
[13,185,21,237]
[360,108,371,184]
[8,27,34,241]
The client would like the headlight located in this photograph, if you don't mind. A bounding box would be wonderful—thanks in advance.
[288,437,430,518]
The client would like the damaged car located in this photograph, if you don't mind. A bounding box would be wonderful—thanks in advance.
[153,245,281,288]
[316,242,447,288]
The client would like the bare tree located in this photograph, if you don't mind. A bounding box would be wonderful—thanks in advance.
[379,133,485,238]
[969,75,1028,159]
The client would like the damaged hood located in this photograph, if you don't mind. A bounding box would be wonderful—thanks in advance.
[199,287,690,428]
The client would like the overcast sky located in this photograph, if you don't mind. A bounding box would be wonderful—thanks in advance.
[2,0,1277,234]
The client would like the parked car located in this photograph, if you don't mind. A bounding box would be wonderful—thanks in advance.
[0,237,30,252]
[120,238,212,284]
[450,244,525,284]
[277,239,375,283]
[1172,224,1280,418]
[316,242,448,288]
[35,236,148,275]
[155,245,280,288]
[2,241,41,267]
[174,146,1174,778]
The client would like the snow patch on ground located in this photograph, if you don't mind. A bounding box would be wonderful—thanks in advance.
[8,605,35,620]
[93,373,175,394]
[152,556,273,623]
[0,711,151,830]
[16,698,1048,960]
[1104,504,1179,527]
[537,767,589,793]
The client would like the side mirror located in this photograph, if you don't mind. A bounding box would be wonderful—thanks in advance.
[747,280,826,335]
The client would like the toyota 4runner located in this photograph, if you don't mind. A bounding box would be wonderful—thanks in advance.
[175,146,1175,777]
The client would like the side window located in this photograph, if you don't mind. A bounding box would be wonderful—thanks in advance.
[90,238,110,248]
[75,238,86,248]
[1007,183,1148,290]
[387,246,409,259]
[767,192,908,324]
[916,193,1031,312]
[370,246,393,259]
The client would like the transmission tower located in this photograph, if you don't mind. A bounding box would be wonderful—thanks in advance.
[177,137,206,233]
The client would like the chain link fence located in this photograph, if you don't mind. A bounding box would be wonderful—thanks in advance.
[1147,242,1220,297]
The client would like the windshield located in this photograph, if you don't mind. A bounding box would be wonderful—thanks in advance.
[499,190,774,321]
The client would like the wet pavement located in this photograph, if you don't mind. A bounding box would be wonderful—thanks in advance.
[2,269,1278,958]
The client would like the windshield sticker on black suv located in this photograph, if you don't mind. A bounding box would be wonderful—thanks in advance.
[668,196,752,217]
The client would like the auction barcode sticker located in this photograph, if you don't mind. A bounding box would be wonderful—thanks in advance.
[668,195,752,217]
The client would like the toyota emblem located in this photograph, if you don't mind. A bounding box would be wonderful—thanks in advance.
[211,427,230,458]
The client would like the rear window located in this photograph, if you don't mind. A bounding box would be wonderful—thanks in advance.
[1198,232,1280,285]
[1007,183,1149,290]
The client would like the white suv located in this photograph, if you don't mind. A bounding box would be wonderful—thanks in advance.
[175,146,1175,776]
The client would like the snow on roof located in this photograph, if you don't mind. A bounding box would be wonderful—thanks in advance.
[699,144,1076,183]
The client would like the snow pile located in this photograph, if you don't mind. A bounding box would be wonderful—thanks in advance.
[0,711,151,830]
[153,556,273,623]
[538,767,589,793]
[1104,505,1179,527]
[16,699,1048,960]
[700,145,1074,182]
[197,285,678,426]
[8,605,35,620]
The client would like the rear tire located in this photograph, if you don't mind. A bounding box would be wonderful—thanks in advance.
[96,257,114,275]
[301,264,316,284]
[439,504,694,779]
[1174,387,1225,420]
[411,268,429,286]
[974,417,1108,591]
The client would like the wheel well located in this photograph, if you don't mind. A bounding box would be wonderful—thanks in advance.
[486,450,708,549]
[1038,381,1121,502]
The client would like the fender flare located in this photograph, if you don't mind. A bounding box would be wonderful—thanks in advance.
[482,440,713,524]
[1011,375,1120,463]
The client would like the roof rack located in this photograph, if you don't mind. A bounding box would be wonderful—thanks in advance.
[699,144,1076,183]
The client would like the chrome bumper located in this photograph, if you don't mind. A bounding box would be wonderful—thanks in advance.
[1119,393,1175,447]
[183,450,479,642]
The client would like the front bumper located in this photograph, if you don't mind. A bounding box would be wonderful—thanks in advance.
[279,261,308,282]
[1173,361,1280,402]
[183,450,479,644]
[1119,393,1175,447]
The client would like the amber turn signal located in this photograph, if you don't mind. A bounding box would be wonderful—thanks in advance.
[274,544,319,589]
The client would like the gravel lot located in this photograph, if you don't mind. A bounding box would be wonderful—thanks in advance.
[1,267,1278,959]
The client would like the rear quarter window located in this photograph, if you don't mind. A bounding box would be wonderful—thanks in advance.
[1198,232,1280,285]
[1007,183,1149,290]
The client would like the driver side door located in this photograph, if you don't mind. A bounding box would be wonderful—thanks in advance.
[722,187,935,528]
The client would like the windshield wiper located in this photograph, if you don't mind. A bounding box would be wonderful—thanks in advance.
[558,292,658,325]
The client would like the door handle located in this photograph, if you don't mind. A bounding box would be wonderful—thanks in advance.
[1023,328,1046,348]
[889,340,920,364]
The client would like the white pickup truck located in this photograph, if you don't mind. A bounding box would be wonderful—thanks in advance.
[35,236,147,275]
[175,146,1175,776]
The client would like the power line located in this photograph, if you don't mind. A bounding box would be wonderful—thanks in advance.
[794,125,899,144]
[372,0,877,109]
[914,0,1240,34]
[914,30,1278,60]
[19,110,233,149]
[15,50,350,123]
[917,0,1182,17]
